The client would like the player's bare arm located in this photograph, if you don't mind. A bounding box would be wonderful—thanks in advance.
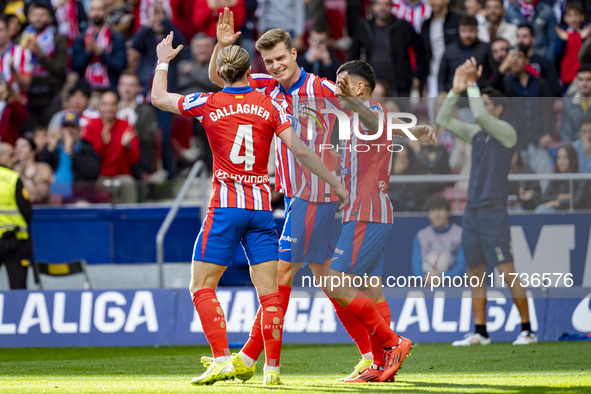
[278,127,349,209]
[151,32,184,114]
[336,71,380,133]
[209,7,242,88]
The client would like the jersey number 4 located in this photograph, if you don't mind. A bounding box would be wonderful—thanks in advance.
[230,124,256,171]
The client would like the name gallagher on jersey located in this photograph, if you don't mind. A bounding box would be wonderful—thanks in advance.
[209,104,271,122]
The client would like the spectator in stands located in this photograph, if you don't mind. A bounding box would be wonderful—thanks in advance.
[555,2,588,94]
[439,15,492,93]
[0,75,28,146]
[177,33,221,96]
[411,196,465,280]
[72,0,126,90]
[373,80,391,98]
[489,37,512,91]
[478,0,517,46]
[6,13,25,43]
[503,44,553,192]
[48,79,93,133]
[21,1,68,130]
[33,125,47,154]
[505,0,556,60]
[464,0,486,26]
[391,0,432,34]
[0,14,32,96]
[536,145,589,211]
[389,141,428,211]
[349,0,427,97]
[258,0,304,50]
[83,90,139,203]
[130,0,185,179]
[52,0,87,49]
[193,0,246,40]
[411,136,451,194]
[13,136,54,204]
[38,112,101,202]
[297,23,342,80]
[421,0,461,98]
[508,144,540,210]
[561,66,591,142]
[573,116,591,173]
[515,23,560,96]
[117,70,157,180]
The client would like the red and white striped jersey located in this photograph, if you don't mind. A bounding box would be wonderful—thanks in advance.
[392,0,432,33]
[178,86,291,211]
[0,43,33,95]
[249,68,338,203]
[340,100,394,224]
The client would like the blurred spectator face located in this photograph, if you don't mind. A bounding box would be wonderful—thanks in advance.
[430,0,450,15]
[117,74,141,103]
[28,6,53,32]
[510,50,527,75]
[484,0,504,24]
[458,24,478,47]
[372,0,392,22]
[7,15,24,41]
[308,30,328,49]
[393,149,409,174]
[192,35,215,65]
[14,138,34,163]
[62,124,81,142]
[99,91,119,123]
[69,90,90,115]
[428,207,450,229]
[464,0,481,16]
[579,122,591,143]
[578,71,591,98]
[555,147,572,173]
[33,128,48,152]
[260,42,299,86]
[89,0,107,26]
[0,20,10,48]
[516,27,534,48]
[373,83,388,98]
[491,39,509,63]
[0,143,15,168]
[564,9,584,30]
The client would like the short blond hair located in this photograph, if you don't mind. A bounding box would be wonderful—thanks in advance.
[255,28,293,52]
[217,45,250,83]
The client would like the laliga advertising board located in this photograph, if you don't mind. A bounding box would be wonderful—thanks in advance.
[0,288,589,347]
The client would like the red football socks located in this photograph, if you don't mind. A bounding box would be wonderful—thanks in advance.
[243,284,291,360]
[259,292,284,366]
[345,293,399,349]
[370,301,393,365]
[325,290,372,356]
[192,288,230,358]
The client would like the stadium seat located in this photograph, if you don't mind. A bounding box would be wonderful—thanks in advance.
[35,260,92,290]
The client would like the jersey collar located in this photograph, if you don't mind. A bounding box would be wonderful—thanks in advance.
[222,86,254,93]
[280,68,308,95]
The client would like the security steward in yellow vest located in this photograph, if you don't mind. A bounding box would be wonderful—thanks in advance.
[0,143,32,289]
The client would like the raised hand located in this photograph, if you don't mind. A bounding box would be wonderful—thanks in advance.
[463,57,482,83]
[217,7,242,48]
[452,65,467,95]
[335,71,352,97]
[156,31,184,63]
[411,125,437,144]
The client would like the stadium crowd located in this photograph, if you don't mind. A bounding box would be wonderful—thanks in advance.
[0,0,589,209]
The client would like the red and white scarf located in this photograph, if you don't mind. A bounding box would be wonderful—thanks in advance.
[55,0,80,47]
[84,24,112,89]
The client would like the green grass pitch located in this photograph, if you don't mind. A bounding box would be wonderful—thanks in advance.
[1,342,590,393]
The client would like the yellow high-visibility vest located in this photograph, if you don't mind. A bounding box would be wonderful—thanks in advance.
[0,166,29,240]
